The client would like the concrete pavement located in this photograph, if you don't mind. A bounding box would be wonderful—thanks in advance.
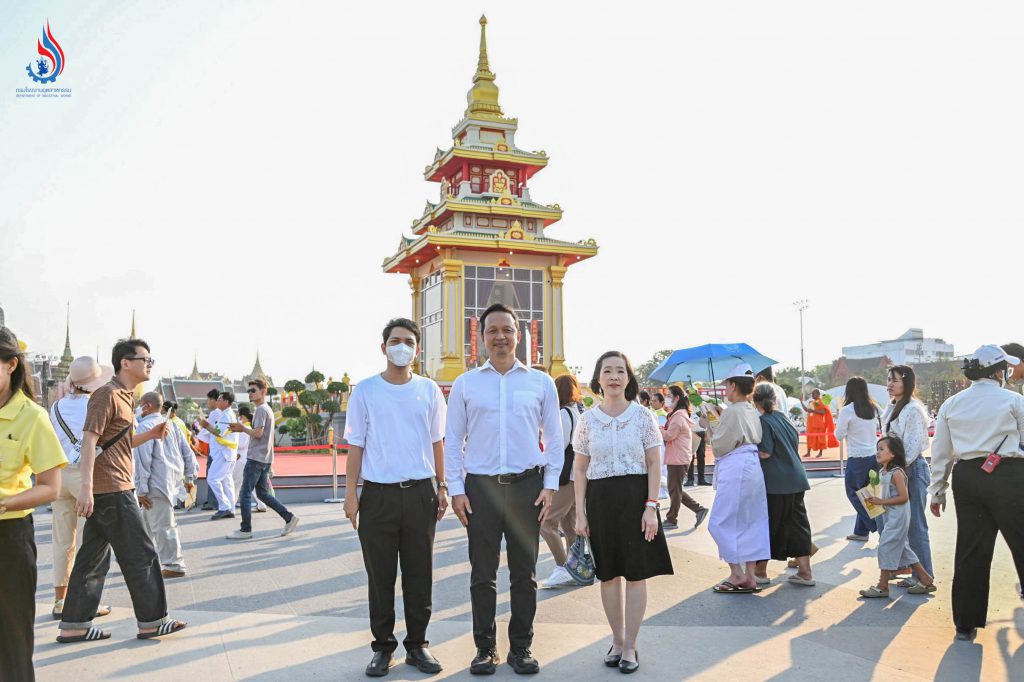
[30,479,1024,681]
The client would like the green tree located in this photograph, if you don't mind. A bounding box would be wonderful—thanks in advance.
[634,349,674,386]
[305,370,325,386]
[281,405,302,420]
[283,379,305,394]
[327,381,345,395]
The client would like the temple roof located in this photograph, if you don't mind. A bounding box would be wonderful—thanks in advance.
[383,229,598,273]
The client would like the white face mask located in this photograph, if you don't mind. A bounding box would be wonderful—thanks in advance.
[386,343,416,367]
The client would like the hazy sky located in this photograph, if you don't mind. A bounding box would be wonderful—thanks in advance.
[2,1,1022,386]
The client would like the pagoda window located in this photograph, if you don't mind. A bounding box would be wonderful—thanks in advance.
[463,266,546,368]
[527,220,535,231]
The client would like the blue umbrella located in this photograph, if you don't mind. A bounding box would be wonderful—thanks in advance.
[649,343,777,386]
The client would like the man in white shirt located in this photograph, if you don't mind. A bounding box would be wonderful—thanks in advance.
[199,391,238,519]
[344,318,448,677]
[446,303,563,676]
[48,356,112,621]
[198,388,221,511]
[134,392,196,578]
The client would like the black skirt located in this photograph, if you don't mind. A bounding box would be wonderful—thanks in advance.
[585,474,674,581]
[765,492,813,561]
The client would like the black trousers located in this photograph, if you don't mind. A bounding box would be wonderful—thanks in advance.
[951,457,1024,631]
[357,479,438,653]
[687,434,707,483]
[465,470,543,650]
[0,516,37,682]
[60,490,169,629]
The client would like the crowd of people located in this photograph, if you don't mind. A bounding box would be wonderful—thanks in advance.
[1,312,1023,679]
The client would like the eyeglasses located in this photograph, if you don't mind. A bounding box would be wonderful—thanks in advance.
[125,356,155,367]
[246,388,259,394]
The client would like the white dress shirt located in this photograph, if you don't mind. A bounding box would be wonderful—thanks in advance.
[444,360,564,496]
[133,412,197,500]
[49,394,90,465]
[344,373,447,483]
[196,407,219,444]
[207,408,238,461]
[834,403,879,458]
[929,378,1024,502]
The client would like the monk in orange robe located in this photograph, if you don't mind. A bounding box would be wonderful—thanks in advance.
[801,389,839,457]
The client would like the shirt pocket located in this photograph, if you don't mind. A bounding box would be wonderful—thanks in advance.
[0,438,24,478]
[513,390,540,418]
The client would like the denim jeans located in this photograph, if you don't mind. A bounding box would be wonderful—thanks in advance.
[844,456,880,536]
[906,456,934,576]
[240,459,293,533]
[60,490,169,630]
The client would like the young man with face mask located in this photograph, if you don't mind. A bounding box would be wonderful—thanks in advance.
[343,318,447,677]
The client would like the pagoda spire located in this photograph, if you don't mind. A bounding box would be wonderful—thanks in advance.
[130,309,137,338]
[466,15,502,118]
[61,301,73,362]
[189,355,201,380]
[249,351,266,379]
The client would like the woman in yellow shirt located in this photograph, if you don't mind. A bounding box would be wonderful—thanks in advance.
[0,327,66,681]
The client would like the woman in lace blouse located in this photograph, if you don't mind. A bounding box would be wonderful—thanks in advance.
[574,351,672,673]
[880,365,933,581]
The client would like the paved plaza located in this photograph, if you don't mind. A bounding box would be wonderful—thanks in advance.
[30,479,1024,681]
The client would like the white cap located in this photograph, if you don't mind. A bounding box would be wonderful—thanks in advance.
[972,345,1021,368]
[724,363,755,381]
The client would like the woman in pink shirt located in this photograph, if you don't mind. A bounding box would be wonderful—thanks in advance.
[661,386,709,530]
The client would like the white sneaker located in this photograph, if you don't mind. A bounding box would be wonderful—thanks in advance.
[282,516,300,536]
[541,565,576,589]
[226,530,253,540]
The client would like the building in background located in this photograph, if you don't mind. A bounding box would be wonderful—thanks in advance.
[842,328,955,366]
[382,16,598,384]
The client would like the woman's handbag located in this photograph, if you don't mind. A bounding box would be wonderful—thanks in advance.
[564,536,595,586]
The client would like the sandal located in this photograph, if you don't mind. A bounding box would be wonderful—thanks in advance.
[137,620,187,640]
[755,576,771,586]
[56,627,111,643]
[788,575,816,586]
[713,580,755,594]
[907,582,937,595]
[859,586,889,598]
[896,578,917,588]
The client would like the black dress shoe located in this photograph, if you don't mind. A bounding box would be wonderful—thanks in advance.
[365,650,394,677]
[507,648,540,674]
[209,510,235,520]
[604,646,622,667]
[405,646,442,674]
[955,628,977,642]
[698,480,712,486]
[619,651,639,674]
[470,647,499,675]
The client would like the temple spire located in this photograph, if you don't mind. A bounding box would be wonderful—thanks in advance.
[61,301,73,361]
[466,15,502,118]
[249,351,266,379]
[189,355,201,380]
[130,309,137,338]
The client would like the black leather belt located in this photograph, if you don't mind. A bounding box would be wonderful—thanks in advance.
[363,477,431,489]
[475,466,542,485]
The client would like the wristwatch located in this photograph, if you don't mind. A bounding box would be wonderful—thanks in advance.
[436,480,448,490]
[644,500,660,510]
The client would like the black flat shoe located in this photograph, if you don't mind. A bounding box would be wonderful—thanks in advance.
[955,628,977,642]
[365,650,394,677]
[405,646,442,674]
[619,651,639,674]
[470,647,499,675]
[507,648,540,674]
[604,646,622,667]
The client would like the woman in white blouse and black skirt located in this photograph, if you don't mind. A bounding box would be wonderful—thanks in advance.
[574,351,672,674]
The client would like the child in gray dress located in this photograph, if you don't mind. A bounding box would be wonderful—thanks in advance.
[859,436,937,598]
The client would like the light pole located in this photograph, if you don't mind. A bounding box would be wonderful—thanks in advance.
[793,299,809,400]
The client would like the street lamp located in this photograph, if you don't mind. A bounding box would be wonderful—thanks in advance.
[793,299,809,400]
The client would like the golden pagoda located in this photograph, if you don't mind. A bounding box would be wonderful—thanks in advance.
[383,16,598,382]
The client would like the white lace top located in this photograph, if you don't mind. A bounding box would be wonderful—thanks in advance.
[573,402,663,480]
[881,398,930,465]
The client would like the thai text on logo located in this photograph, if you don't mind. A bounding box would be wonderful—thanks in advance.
[26,20,65,84]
